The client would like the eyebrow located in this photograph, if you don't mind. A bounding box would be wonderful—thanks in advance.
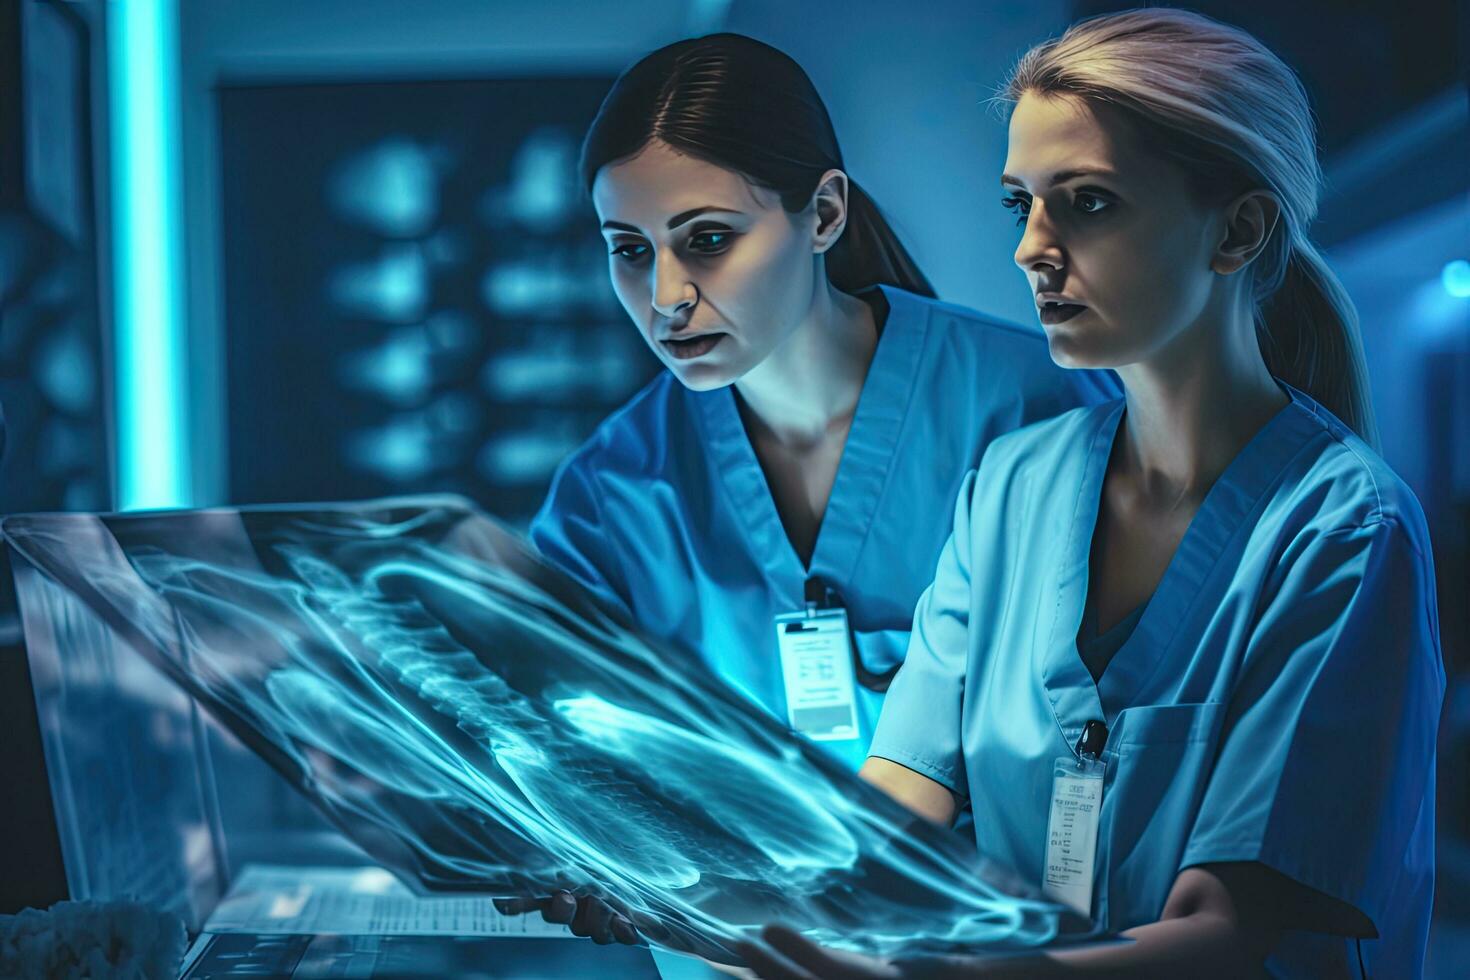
[1000,168,1120,189]
[600,206,740,234]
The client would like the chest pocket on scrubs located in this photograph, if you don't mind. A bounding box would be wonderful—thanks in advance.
[1098,701,1225,931]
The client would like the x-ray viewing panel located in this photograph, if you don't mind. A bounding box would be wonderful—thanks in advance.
[3,496,1092,964]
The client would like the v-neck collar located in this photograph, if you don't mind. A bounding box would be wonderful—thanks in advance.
[1039,384,1328,744]
[691,285,930,604]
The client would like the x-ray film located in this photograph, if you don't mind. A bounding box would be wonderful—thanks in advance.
[3,496,1089,964]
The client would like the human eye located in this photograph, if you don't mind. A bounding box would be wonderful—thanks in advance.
[1073,190,1114,215]
[686,225,736,255]
[1000,194,1031,226]
[609,239,650,262]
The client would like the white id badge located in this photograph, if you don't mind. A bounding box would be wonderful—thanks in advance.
[773,608,859,741]
[1043,754,1105,917]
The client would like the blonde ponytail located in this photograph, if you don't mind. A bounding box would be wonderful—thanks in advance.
[1257,242,1378,446]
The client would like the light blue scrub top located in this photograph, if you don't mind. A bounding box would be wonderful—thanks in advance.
[870,386,1444,977]
[531,285,1116,770]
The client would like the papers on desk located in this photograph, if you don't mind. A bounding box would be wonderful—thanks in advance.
[205,864,572,938]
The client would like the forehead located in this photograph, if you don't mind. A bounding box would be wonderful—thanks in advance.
[1003,92,1161,186]
[591,140,770,226]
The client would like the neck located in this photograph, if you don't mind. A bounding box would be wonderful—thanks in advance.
[734,282,878,448]
[1113,299,1287,501]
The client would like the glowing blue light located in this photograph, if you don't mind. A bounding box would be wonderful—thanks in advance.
[338,330,434,406]
[34,322,97,415]
[109,0,189,510]
[478,128,576,233]
[477,431,580,483]
[328,139,438,238]
[505,129,575,231]
[328,244,428,322]
[343,417,435,481]
[1443,259,1470,298]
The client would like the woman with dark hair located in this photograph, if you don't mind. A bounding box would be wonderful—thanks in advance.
[735,9,1442,978]
[528,31,1112,782]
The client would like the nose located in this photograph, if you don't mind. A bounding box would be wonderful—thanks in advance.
[1013,203,1065,285]
[651,253,698,321]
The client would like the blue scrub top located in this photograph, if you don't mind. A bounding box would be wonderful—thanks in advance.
[531,285,1115,769]
[870,385,1444,977]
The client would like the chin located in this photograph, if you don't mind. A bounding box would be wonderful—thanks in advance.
[1041,319,1121,371]
[1042,330,1097,370]
[667,360,738,392]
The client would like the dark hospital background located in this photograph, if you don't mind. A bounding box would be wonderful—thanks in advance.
[0,0,1464,974]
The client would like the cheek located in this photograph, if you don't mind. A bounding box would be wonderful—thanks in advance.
[713,226,813,330]
[608,264,652,329]
[1045,216,1218,370]
[1091,220,1212,327]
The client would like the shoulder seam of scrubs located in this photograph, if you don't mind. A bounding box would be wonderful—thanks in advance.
[1338,439,1386,522]
[1304,400,1388,522]
[1312,517,1429,566]
[1283,383,1406,530]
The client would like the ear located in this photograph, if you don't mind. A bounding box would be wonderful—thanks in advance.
[1211,189,1281,275]
[809,169,850,255]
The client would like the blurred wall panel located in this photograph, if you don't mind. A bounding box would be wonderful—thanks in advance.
[179,0,699,506]
[0,0,110,515]
[218,77,658,523]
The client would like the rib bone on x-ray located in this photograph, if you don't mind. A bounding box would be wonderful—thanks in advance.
[3,496,1090,964]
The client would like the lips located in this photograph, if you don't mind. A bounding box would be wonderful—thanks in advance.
[1036,299,1087,326]
[660,333,726,360]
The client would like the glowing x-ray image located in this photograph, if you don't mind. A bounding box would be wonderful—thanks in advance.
[3,497,1090,964]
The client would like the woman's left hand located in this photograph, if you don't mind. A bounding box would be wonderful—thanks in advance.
[734,925,903,980]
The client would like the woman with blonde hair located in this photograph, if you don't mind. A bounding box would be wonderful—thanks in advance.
[738,9,1442,977]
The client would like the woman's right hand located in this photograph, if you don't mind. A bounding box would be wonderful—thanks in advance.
[493,890,640,945]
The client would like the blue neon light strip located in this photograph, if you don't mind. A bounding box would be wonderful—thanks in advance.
[109,0,190,510]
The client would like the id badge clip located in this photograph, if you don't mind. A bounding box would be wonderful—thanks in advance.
[772,580,859,742]
[1043,719,1108,918]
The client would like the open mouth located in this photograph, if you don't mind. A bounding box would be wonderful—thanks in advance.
[661,333,726,360]
[1038,302,1087,326]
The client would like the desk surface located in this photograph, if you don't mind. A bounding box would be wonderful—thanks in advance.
[184,863,710,979]
[180,932,664,979]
